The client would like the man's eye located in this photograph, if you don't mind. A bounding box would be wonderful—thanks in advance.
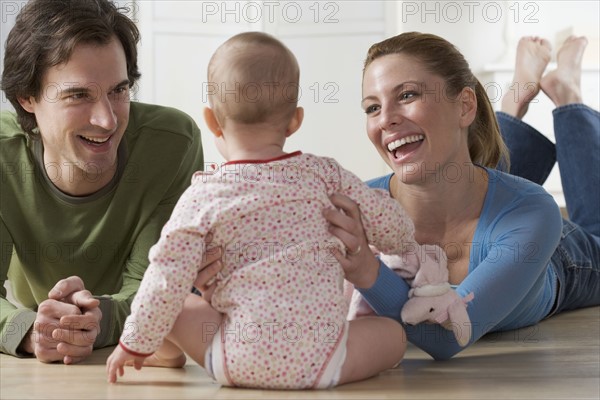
[110,87,130,99]
[68,93,87,100]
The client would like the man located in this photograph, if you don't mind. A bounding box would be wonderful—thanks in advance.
[0,0,219,364]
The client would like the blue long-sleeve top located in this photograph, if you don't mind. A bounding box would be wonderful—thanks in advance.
[361,167,563,360]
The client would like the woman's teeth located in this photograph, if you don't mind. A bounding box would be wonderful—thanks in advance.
[387,135,424,152]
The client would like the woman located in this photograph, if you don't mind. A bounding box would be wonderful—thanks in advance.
[322,33,600,359]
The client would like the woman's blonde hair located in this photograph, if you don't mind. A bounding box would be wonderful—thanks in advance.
[364,32,509,169]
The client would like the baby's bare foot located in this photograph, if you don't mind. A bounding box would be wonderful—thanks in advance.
[146,352,186,368]
[541,35,588,107]
[501,36,552,119]
[126,353,187,368]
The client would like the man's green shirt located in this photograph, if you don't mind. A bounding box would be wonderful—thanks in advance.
[0,102,203,356]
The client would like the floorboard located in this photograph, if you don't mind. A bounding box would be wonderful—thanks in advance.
[1,307,598,399]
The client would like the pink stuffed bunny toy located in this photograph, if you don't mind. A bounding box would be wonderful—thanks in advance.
[346,244,474,346]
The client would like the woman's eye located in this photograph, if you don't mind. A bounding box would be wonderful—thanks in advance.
[400,91,416,101]
[364,104,380,114]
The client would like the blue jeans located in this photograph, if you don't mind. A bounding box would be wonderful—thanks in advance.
[497,105,600,315]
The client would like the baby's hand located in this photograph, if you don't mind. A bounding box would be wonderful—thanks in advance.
[106,344,147,383]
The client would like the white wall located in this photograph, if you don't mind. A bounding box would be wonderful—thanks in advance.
[2,0,598,115]
[398,0,599,71]
[2,0,598,196]
[133,0,398,180]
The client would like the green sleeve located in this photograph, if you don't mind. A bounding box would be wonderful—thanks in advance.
[0,217,36,357]
[94,120,204,348]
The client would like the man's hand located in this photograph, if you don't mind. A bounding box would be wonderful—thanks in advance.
[30,276,101,364]
[193,233,223,302]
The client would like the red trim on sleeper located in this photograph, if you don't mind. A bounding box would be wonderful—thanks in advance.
[119,341,154,358]
[224,151,302,166]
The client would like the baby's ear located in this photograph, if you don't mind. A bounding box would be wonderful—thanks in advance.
[203,107,223,137]
[285,107,304,137]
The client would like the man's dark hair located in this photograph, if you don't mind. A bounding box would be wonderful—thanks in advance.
[1,0,141,136]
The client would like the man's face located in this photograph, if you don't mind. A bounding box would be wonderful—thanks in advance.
[19,37,130,195]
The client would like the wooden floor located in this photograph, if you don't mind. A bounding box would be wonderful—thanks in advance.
[1,307,598,400]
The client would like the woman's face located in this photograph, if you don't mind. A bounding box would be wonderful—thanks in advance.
[361,53,475,185]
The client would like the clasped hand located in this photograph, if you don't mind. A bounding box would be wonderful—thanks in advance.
[22,276,101,364]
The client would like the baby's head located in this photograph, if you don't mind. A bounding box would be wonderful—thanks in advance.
[207,32,300,130]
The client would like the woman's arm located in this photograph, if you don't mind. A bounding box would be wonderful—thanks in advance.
[326,191,562,360]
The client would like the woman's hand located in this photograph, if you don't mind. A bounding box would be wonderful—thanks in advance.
[193,233,223,302]
[323,193,380,289]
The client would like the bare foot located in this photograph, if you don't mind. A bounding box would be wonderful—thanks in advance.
[501,36,552,119]
[144,352,186,368]
[540,35,588,107]
[125,352,187,368]
[124,340,187,368]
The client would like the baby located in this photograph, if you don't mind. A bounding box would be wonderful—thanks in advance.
[107,32,433,389]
